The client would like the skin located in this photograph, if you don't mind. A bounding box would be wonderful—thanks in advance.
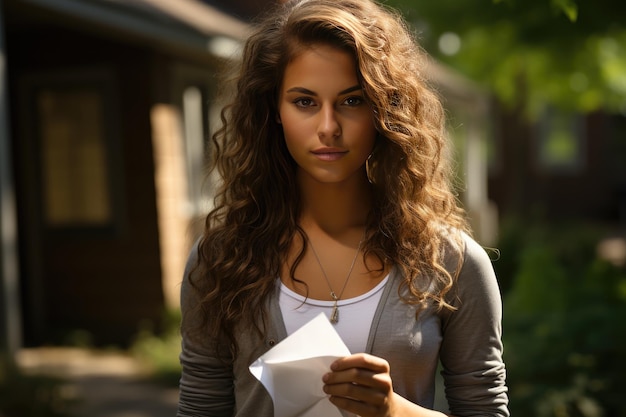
[278,44,382,301]
[278,44,455,417]
[278,44,376,188]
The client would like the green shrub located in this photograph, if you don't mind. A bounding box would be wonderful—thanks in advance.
[130,309,182,387]
[498,221,626,417]
[0,357,74,417]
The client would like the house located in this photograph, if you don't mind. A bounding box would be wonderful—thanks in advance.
[0,0,257,351]
[0,0,494,353]
[487,106,626,225]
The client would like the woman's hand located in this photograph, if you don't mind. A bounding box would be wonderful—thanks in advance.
[323,353,450,417]
[322,353,396,417]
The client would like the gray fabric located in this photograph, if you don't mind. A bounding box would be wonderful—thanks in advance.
[177,233,509,417]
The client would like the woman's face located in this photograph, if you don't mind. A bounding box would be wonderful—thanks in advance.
[278,44,377,186]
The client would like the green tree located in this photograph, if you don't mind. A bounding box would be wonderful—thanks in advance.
[386,0,626,117]
[492,221,626,416]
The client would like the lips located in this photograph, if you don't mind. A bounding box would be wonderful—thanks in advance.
[311,147,348,161]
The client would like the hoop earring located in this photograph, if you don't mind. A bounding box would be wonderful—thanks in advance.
[365,153,374,184]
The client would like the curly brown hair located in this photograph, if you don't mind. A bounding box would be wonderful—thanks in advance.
[186,0,471,357]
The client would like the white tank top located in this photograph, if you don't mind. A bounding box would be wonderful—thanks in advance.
[279,275,389,353]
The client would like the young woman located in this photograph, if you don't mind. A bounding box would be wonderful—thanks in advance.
[177,0,509,416]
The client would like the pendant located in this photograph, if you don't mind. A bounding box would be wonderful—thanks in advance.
[330,303,339,324]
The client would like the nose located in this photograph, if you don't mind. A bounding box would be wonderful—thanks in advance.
[317,105,341,142]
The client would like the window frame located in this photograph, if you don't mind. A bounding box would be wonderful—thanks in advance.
[534,107,586,175]
[20,68,126,237]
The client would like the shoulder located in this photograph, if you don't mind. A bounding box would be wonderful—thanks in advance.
[459,232,497,277]
[180,238,205,313]
[454,234,501,310]
[440,230,501,306]
[184,238,201,275]
[439,229,494,275]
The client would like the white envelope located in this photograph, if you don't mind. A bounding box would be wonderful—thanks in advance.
[249,313,352,417]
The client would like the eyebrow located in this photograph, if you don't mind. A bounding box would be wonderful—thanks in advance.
[285,85,362,96]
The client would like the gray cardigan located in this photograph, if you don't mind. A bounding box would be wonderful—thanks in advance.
[178,233,509,417]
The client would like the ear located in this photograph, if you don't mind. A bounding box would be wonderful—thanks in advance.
[276,112,282,124]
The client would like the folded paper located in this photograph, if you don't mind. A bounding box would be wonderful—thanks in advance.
[249,313,352,417]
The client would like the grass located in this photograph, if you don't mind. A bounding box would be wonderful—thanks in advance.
[129,309,182,387]
[0,356,75,417]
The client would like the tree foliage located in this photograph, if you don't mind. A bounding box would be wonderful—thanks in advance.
[386,0,626,117]
[492,220,626,417]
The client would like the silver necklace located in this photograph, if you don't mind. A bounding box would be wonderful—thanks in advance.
[307,234,364,324]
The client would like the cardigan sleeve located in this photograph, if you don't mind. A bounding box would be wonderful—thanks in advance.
[439,234,510,417]
[177,242,236,417]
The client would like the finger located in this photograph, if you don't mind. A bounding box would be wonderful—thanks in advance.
[324,366,392,391]
[328,394,380,417]
[323,380,388,406]
[331,353,390,373]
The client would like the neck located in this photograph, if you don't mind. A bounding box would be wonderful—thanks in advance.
[297,170,372,234]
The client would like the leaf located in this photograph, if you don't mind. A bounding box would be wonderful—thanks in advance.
[552,0,578,21]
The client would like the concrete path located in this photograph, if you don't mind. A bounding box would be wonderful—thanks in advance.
[16,347,179,417]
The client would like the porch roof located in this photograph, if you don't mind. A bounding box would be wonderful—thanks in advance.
[17,0,253,57]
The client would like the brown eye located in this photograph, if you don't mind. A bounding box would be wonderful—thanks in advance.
[343,96,363,106]
[294,97,315,108]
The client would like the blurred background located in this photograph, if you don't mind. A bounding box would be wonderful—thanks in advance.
[0,0,624,416]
